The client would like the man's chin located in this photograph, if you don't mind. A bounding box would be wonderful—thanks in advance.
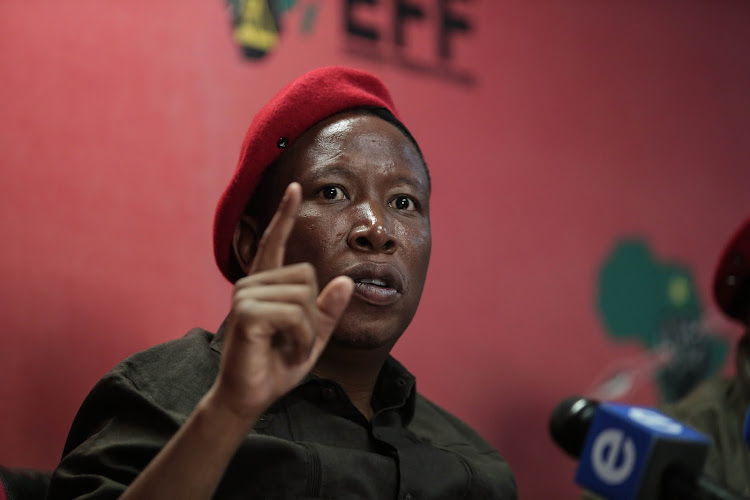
[328,331,398,351]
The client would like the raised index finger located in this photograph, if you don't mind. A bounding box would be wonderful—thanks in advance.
[249,182,301,273]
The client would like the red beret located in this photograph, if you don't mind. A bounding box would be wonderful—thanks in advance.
[213,66,401,283]
[713,217,750,323]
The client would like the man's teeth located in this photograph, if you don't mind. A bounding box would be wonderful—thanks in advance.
[358,278,387,287]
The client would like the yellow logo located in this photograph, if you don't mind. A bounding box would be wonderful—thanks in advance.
[233,0,279,53]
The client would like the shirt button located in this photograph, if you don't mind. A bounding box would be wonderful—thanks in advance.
[322,387,336,401]
[404,494,413,500]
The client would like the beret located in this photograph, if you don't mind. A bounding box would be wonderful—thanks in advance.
[213,66,401,283]
[713,217,750,323]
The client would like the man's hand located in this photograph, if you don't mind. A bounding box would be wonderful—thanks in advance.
[119,184,353,500]
[209,182,354,425]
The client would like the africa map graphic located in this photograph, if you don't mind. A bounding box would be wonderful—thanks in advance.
[596,238,728,403]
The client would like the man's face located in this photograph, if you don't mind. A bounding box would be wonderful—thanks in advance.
[254,110,432,350]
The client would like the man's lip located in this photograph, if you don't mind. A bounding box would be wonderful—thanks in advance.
[341,262,405,293]
[340,262,405,306]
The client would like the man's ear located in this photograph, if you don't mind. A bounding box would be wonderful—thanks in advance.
[232,214,260,275]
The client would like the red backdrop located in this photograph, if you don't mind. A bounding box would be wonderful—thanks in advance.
[2,1,749,498]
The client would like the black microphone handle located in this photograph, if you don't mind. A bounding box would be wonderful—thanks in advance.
[661,466,750,500]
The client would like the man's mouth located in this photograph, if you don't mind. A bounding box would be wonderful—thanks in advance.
[353,278,399,305]
[342,263,404,306]
[356,278,388,287]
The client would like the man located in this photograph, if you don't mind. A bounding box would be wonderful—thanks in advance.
[660,217,750,495]
[47,66,518,499]
[580,219,750,499]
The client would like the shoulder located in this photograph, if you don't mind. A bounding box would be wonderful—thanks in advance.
[658,376,734,426]
[98,327,220,412]
[113,328,219,390]
[63,329,219,449]
[660,374,750,492]
[51,329,222,498]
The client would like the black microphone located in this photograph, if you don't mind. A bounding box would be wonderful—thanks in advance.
[549,396,749,500]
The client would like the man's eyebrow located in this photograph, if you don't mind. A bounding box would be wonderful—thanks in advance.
[304,165,357,182]
[392,176,429,194]
[304,165,430,194]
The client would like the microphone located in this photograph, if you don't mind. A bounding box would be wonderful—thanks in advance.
[550,396,749,500]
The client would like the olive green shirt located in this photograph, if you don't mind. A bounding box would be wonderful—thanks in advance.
[659,335,750,496]
[47,327,517,499]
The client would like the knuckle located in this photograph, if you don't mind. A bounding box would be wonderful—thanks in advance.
[297,262,314,274]
[234,275,251,287]
[231,298,255,318]
[292,286,315,305]
[289,305,306,325]
[290,308,314,338]
[256,234,271,254]
[299,263,317,282]
[234,273,260,291]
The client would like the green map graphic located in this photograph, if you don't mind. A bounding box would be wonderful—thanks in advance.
[597,238,728,403]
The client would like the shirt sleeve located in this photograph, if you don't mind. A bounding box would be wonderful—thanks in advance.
[46,369,181,500]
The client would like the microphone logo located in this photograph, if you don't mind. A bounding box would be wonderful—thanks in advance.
[627,407,683,434]
[591,429,637,485]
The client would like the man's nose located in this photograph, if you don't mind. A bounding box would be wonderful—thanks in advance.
[347,202,397,254]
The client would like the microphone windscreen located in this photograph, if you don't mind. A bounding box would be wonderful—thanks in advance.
[549,396,598,459]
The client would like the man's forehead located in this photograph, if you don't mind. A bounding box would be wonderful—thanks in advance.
[289,110,430,187]
[290,134,428,192]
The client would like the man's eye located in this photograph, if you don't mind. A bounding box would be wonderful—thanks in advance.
[319,186,346,200]
[390,196,417,211]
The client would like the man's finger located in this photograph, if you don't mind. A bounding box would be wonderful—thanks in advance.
[316,277,355,335]
[304,277,354,363]
[232,300,316,354]
[233,283,318,332]
[236,263,318,291]
[249,183,301,273]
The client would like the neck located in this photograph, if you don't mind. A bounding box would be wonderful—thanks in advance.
[312,343,392,420]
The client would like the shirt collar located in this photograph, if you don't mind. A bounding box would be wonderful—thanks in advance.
[373,356,417,423]
[210,318,417,423]
[210,317,230,354]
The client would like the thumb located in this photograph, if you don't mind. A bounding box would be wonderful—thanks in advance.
[317,276,355,333]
